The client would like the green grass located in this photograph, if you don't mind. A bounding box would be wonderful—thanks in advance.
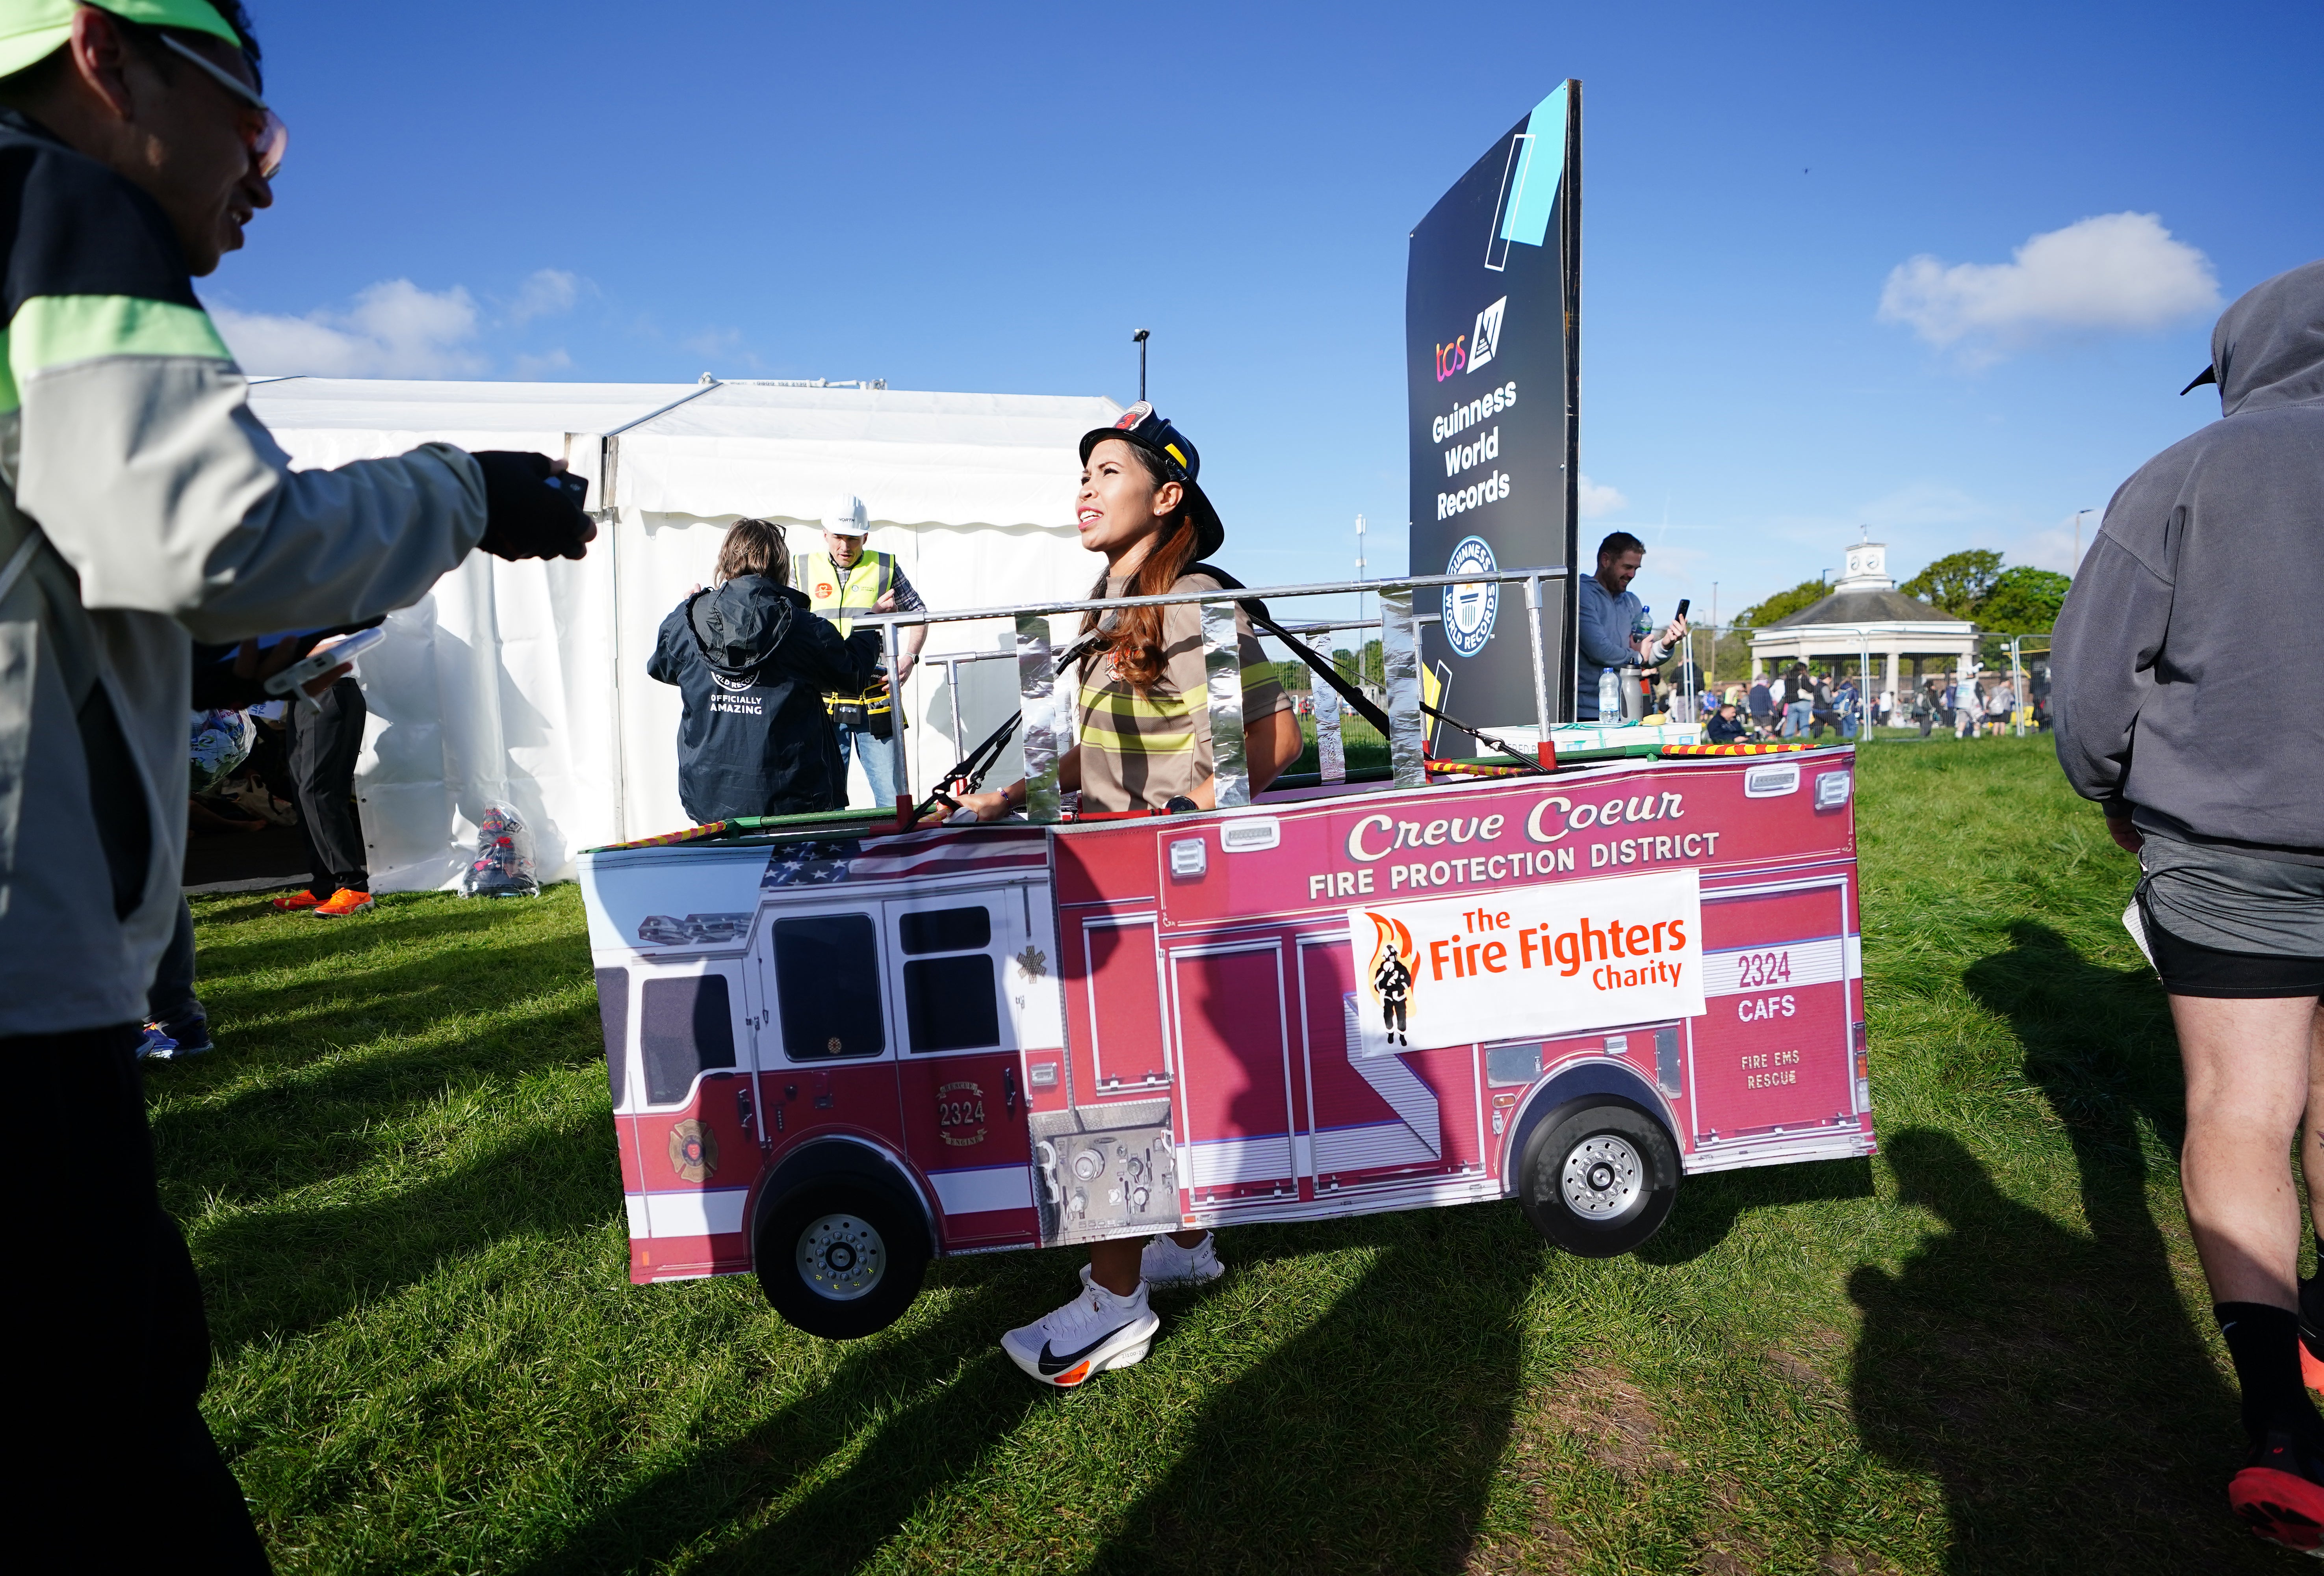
[165,736,2277,1573]
[1289,712,1390,776]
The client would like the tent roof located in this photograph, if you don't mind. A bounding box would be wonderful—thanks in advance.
[248,376,702,436]
[612,381,1122,528]
[247,376,1123,531]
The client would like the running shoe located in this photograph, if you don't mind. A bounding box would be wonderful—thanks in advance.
[139,1021,215,1060]
[271,890,325,912]
[312,888,375,917]
[2230,1430,2324,1554]
[999,1265,1158,1388]
[2303,1331,2324,1396]
[1140,1231,1223,1288]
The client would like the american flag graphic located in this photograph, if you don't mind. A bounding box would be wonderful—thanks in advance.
[760,826,1051,889]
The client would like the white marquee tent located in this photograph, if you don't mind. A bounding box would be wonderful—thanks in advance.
[250,377,1121,892]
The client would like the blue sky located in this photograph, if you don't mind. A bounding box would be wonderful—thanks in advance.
[208,0,2322,626]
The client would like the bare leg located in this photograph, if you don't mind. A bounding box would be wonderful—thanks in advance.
[1089,1237,1143,1296]
[2301,1007,2324,1241]
[2174,993,2324,1309]
[1088,1231,1212,1295]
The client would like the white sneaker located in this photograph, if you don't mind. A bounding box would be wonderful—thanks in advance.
[1140,1231,1223,1288]
[1000,1265,1159,1388]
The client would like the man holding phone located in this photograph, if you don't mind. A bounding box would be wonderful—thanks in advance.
[1576,530,1689,720]
[0,6,596,1565]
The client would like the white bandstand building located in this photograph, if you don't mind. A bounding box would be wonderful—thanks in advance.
[1747,536,1977,700]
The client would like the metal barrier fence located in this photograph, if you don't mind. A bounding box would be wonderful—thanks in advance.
[845,567,1570,820]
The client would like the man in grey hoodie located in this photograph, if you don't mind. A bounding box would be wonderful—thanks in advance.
[2052,258,2324,1554]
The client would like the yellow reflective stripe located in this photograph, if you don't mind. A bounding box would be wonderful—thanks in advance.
[1078,717,1197,755]
[810,550,892,632]
[1078,673,1200,758]
[7,296,230,384]
[1080,686,1199,723]
[0,331,15,414]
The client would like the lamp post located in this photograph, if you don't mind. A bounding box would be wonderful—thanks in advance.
[2072,507,2095,568]
[1132,329,1148,402]
[1708,582,1718,690]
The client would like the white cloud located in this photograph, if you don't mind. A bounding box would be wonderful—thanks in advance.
[1576,474,1628,517]
[1878,212,2219,361]
[213,279,484,377]
[509,268,581,325]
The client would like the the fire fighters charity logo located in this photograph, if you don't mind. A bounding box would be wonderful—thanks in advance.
[669,1119,718,1183]
[1362,912,1419,1048]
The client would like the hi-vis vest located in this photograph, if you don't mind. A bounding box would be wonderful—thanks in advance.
[809,549,894,709]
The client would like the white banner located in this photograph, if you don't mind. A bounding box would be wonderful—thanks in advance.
[1347,868,1704,1055]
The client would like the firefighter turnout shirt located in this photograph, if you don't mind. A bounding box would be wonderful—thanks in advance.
[1075,572,1291,812]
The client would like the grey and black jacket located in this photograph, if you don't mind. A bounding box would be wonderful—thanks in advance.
[2051,259,2324,860]
[0,109,488,1034]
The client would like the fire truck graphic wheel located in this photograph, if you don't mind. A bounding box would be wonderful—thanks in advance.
[797,1213,884,1299]
[757,1182,928,1340]
[1517,1096,1678,1258]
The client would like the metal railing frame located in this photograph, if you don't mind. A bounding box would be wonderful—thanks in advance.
[843,567,1570,820]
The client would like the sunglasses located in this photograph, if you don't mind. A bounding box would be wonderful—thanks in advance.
[157,32,287,178]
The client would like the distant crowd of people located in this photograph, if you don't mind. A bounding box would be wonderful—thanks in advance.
[1641,664,2041,745]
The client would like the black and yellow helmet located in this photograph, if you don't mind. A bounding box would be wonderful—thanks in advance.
[1080,401,1225,559]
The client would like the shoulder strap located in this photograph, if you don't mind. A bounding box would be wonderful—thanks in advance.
[1184,560,1392,735]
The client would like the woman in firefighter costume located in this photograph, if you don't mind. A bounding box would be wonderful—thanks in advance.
[962,403,1303,1385]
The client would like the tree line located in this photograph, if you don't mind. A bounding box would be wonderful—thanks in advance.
[1732,550,2072,636]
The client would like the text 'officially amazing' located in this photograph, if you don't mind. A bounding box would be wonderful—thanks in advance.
[1431,379,1519,522]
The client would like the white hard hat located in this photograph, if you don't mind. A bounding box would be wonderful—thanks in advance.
[822,495,869,535]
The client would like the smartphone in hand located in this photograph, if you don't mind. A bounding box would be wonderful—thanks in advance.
[265,626,387,702]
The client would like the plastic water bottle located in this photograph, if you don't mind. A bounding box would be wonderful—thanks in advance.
[1598,666,1622,722]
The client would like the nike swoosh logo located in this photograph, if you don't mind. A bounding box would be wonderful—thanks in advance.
[1037,1326,1123,1375]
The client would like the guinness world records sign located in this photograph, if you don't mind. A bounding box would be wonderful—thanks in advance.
[1405,80,1583,735]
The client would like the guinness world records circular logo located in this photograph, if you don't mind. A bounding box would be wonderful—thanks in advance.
[1442,536,1499,658]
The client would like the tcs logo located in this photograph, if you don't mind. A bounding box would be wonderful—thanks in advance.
[1434,298,1506,383]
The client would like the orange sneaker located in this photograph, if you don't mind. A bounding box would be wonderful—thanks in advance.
[271,890,324,912]
[312,888,375,917]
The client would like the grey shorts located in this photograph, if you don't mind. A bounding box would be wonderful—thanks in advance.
[2137,833,2324,997]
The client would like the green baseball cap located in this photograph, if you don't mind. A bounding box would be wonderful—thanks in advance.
[0,1,243,81]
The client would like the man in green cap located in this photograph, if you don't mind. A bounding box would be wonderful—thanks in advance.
[0,5,596,1566]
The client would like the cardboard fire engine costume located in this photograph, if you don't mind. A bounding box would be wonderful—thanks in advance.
[580,738,1872,1338]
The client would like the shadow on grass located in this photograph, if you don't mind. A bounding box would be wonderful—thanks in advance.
[510,1206,1536,1575]
[506,1278,1037,1576]
[1635,1155,1877,1267]
[1848,924,2267,1572]
[193,1103,617,1353]
[153,931,607,1212]
[168,897,618,1353]
[1079,1205,1537,1576]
